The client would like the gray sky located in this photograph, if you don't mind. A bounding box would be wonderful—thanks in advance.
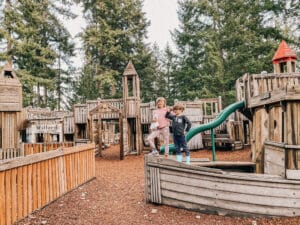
[143,0,179,50]
[65,1,179,66]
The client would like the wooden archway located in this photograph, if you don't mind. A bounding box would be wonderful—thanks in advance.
[89,103,124,159]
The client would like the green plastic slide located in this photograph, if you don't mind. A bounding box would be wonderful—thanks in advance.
[160,100,245,154]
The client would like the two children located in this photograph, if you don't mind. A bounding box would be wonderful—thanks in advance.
[148,97,191,164]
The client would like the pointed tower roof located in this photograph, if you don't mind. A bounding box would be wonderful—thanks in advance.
[272,40,297,62]
[123,61,138,76]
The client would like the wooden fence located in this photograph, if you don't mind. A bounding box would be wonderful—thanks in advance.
[0,142,74,160]
[0,148,21,160]
[23,142,74,156]
[0,143,95,225]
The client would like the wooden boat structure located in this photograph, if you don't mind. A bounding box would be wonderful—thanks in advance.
[144,155,300,217]
[145,41,300,217]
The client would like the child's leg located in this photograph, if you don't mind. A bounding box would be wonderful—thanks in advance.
[181,136,190,165]
[182,140,190,156]
[147,130,159,150]
[160,127,170,155]
[173,135,182,162]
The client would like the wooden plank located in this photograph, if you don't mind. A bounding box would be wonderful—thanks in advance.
[286,169,300,180]
[0,172,5,225]
[65,155,70,191]
[53,157,59,198]
[162,193,299,217]
[45,160,50,204]
[40,162,45,206]
[48,158,53,201]
[59,156,66,194]
[17,166,23,220]
[0,143,95,171]
[161,181,300,208]
[5,169,12,225]
[32,163,38,210]
[37,162,42,209]
[160,169,300,195]
[11,168,17,224]
[149,167,161,203]
[23,165,28,217]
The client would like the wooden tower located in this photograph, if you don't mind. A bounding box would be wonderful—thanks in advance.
[272,40,297,74]
[236,41,300,175]
[0,62,22,149]
[122,61,142,155]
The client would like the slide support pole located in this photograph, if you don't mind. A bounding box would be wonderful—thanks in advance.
[211,128,216,161]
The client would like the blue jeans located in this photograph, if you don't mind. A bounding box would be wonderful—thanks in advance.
[173,135,190,156]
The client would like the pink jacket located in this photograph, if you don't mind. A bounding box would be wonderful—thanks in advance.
[152,108,170,129]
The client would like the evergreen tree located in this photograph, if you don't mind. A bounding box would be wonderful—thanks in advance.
[158,43,178,104]
[173,0,300,105]
[0,0,76,109]
[78,0,157,102]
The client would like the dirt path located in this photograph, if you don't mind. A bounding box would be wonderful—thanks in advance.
[17,146,300,225]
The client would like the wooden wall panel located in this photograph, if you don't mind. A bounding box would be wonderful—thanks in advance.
[0,144,95,225]
[252,107,269,173]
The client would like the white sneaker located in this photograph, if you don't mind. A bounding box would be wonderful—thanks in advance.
[148,149,159,156]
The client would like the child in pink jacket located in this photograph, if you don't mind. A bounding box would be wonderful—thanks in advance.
[147,97,170,157]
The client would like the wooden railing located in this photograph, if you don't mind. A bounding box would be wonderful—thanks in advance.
[23,142,74,156]
[0,143,95,225]
[236,73,300,105]
[0,148,22,160]
[0,142,74,160]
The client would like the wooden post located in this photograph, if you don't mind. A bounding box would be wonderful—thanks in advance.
[98,110,102,157]
[119,112,124,160]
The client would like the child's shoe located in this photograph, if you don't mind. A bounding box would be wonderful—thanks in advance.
[176,154,183,162]
[186,156,191,165]
[148,149,159,156]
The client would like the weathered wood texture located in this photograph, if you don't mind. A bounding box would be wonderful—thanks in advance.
[23,142,74,156]
[0,142,74,160]
[0,64,22,112]
[264,141,286,177]
[145,155,300,217]
[0,112,19,149]
[236,72,300,174]
[252,107,269,173]
[264,140,300,179]
[140,101,155,124]
[0,148,21,160]
[63,116,74,134]
[74,104,88,124]
[25,108,72,120]
[236,73,300,108]
[0,143,95,225]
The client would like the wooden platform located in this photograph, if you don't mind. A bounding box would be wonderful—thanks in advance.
[145,155,300,217]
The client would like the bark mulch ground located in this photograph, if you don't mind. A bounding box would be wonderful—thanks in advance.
[17,145,300,225]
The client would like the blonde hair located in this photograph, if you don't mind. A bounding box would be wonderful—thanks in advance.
[173,103,185,111]
[156,97,166,107]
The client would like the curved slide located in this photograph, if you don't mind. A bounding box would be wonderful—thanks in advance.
[160,100,245,153]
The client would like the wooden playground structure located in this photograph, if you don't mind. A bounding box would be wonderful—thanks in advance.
[145,40,300,217]
[0,57,245,224]
[0,61,245,161]
[2,40,298,223]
